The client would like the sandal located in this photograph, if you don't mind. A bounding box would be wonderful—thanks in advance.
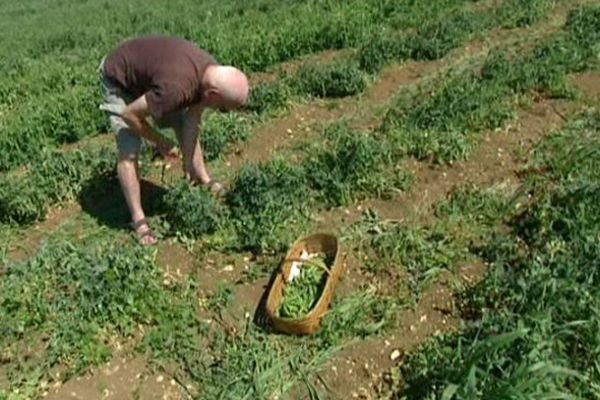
[131,218,158,246]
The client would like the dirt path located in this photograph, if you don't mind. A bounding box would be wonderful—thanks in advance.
[44,356,188,400]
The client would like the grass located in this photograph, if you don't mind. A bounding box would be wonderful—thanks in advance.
[435,185,513,244]
[3,1,600,399]
[349,210,469,298]
[0,146,115,225]
[382,112,600,399]
[305,122,412,206]
[382,3,600,164]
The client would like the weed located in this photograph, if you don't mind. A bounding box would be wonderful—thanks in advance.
[162,180,222,238]
[386,108,600,400]
[305,122,411,206]
[435,185,512,241]
[318,287,401,346]
[529,110,600,184]
[205,281,235,317]
[202,113,253,161]
[226,157,313,253]
[290,61,368,98]
[245,80,292,114]
[351,211,466,296]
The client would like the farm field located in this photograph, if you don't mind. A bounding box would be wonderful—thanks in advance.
[1,0,600,399]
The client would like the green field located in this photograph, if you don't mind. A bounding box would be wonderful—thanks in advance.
[1,0,600,399]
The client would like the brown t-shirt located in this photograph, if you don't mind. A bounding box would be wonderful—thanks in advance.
[103,35,217,120]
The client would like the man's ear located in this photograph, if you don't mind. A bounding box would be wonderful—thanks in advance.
[205,87,219,97]
[203,88,220,105]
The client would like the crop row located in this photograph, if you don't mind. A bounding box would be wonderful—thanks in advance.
[386,110,600,399]
[382,4,600,163]
[0,0,474,172]
[3,3,593,240]
[248,0,560,114]
[0,0,550,172]
[164,4,600,254]
[0,223,398,398]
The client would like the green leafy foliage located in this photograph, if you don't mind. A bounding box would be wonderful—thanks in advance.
[389,106,600,400]
[357,29,408,73]
[201,113,252,161]
[0,0,422,172]
[205,281,235,316]
[225,158,312,252]
[530,111,600,184]
[354,213,466,295]
[406,9,488,61]
[357,0,491,73]
[495,0,554,29]
[305,122,411,206]
[162,180,222,237]
[0,239,198,384]
[436,185,511,226]
[4,2,600,398]
[0,146,115,225]
[317,288,400,346]
[481,5,600,97]
[0,0,558,172]
[290,61,368,98]
[278,256,328,319]
[382,3,600,164]
[245,80,291,114]
[383,70,515,163]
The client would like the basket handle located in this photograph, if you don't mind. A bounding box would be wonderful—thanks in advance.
[283,257,332,279]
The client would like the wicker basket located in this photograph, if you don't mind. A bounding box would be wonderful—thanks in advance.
[266,233,344,335]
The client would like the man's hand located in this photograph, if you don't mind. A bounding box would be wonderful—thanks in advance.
[157,142,180,168]
[157,141,178,159]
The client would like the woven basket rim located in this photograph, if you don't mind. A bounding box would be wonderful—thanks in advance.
[266,232,342,328]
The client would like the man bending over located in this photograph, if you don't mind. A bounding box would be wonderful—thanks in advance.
[99,35,249,245]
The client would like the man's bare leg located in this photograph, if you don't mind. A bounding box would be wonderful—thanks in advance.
[117,153,157,245]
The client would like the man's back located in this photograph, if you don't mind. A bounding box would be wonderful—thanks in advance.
[103,35,217,119]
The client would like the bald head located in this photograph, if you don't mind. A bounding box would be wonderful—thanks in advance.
[203,65,249,111]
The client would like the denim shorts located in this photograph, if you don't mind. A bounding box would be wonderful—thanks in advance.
[98,58,187,156]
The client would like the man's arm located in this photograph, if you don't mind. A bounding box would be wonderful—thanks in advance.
[177,105,212,184]
[121,95,175,156]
